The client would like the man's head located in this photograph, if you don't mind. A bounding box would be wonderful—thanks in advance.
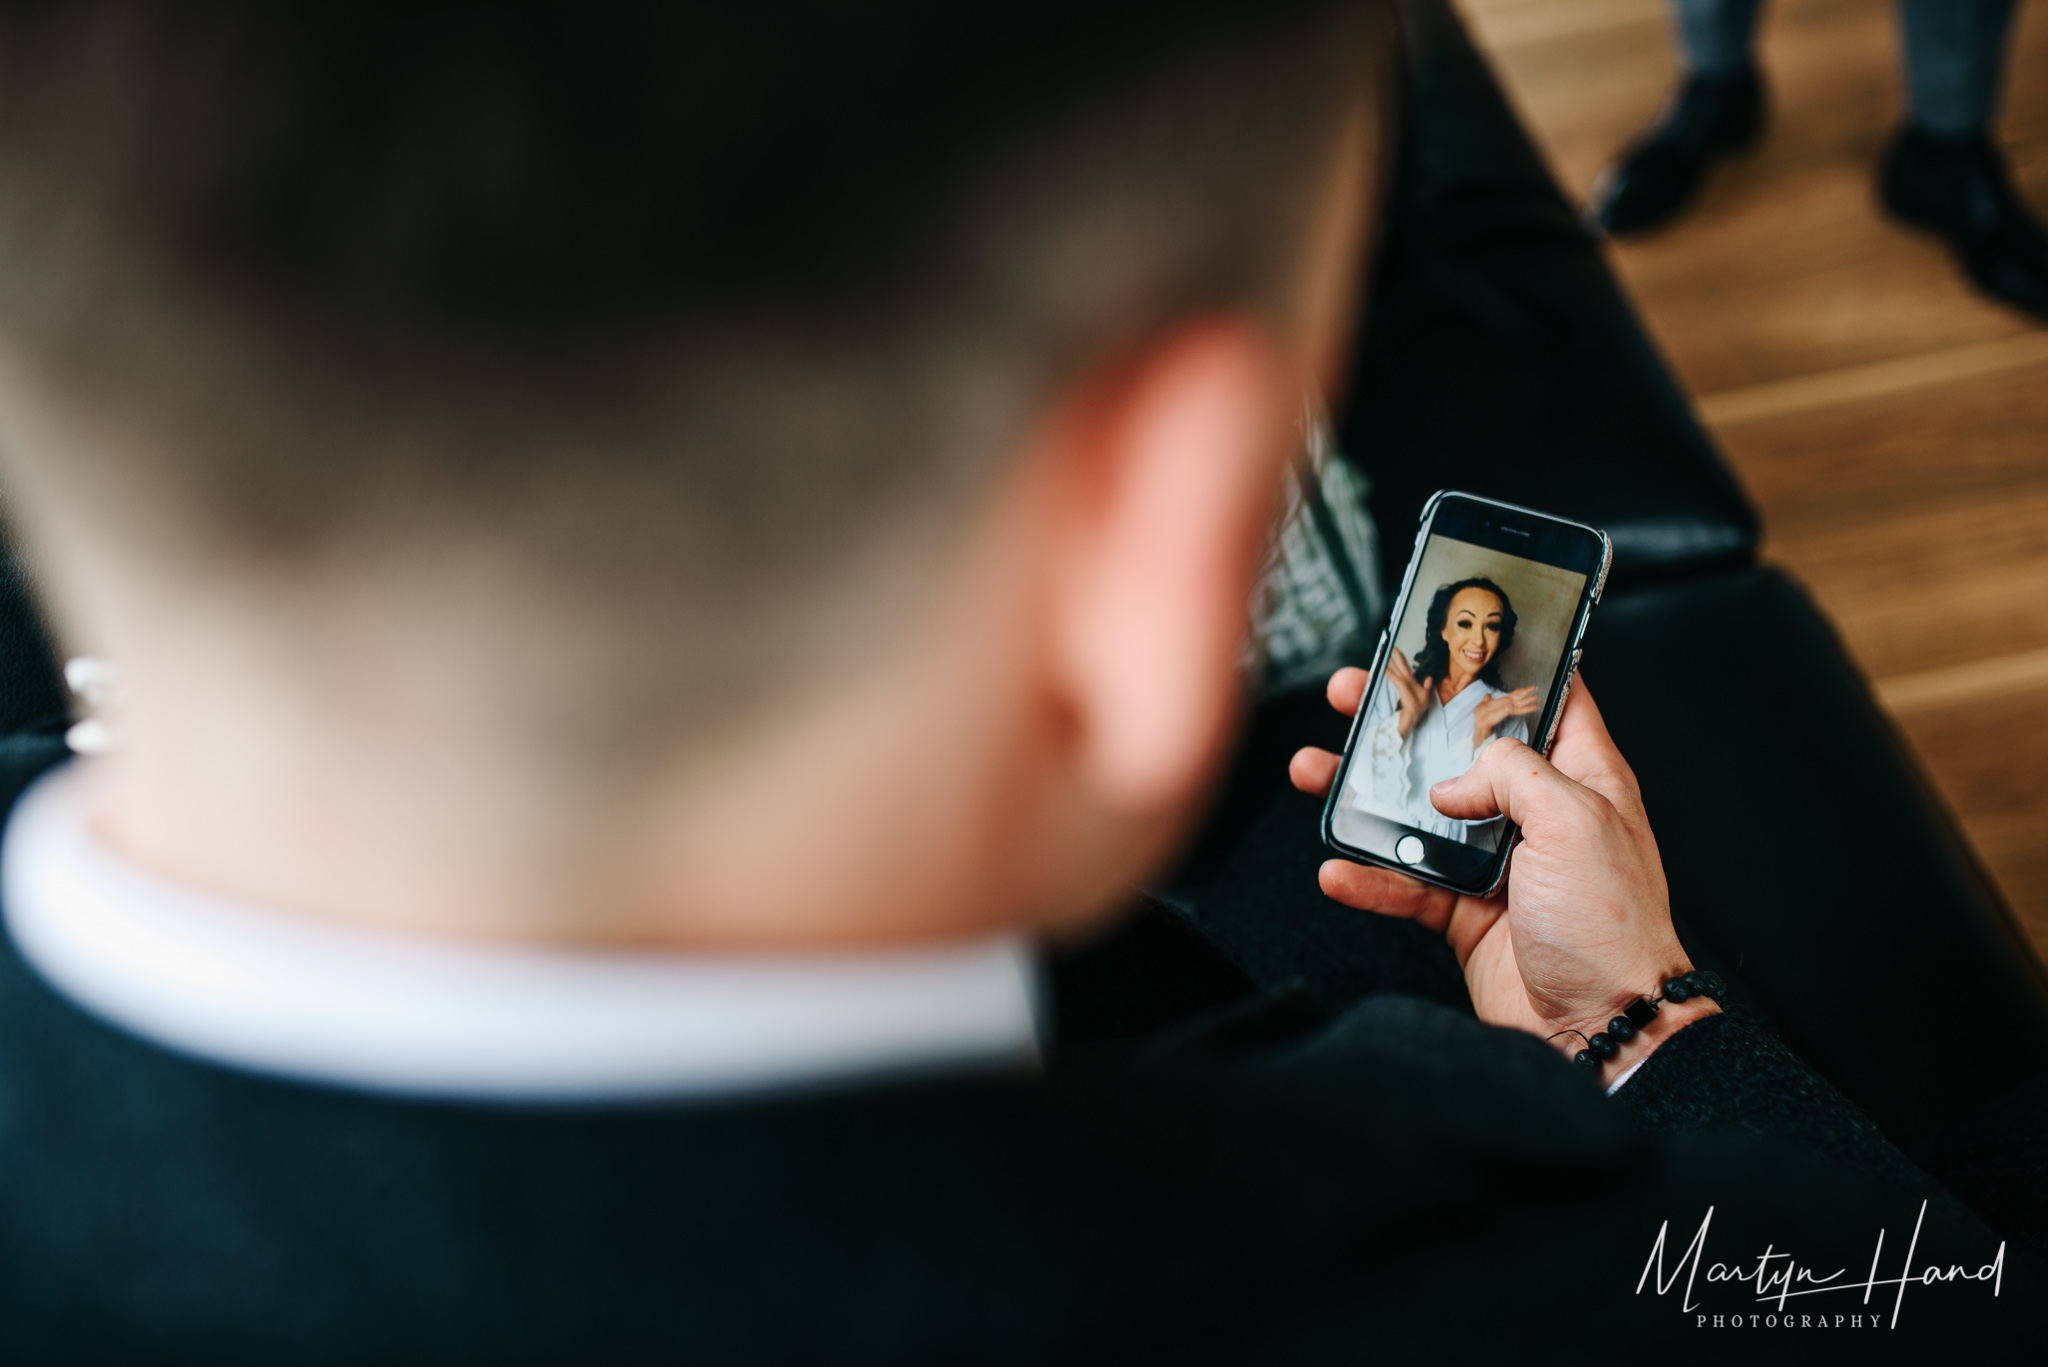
[0,1,1396,946]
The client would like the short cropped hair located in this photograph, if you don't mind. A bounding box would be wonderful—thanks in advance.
[0,1,1393,764]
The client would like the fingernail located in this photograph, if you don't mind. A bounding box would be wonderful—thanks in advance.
[1429,780,1452,796]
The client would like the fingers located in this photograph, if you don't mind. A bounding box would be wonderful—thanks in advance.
[1427,734,1585,826]
[1318,859,1455,933]
[1326,666,1369,717]
[1290,746,1340,797]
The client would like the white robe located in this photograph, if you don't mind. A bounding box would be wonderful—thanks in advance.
[1346,675,1530,850]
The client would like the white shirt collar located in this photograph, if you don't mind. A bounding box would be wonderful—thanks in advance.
[1,766,1041,1104]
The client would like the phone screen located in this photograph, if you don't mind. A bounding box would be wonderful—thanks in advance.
[1326,495,1604,891]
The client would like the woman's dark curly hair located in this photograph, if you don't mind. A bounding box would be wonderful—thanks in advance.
[1410,577,1517,689]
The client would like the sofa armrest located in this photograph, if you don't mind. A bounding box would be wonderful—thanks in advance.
[1591,567,2048,1153]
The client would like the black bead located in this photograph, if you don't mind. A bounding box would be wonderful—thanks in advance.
[1608,1015,1636,1042]
[1574,1050,1595,1067]
[1683,971,1709,996]
[1698,971,1725,999]
[1663,978,1691,1003]
[1588,1033,1618,1061]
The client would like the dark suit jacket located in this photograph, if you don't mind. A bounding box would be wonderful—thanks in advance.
[0,735,2033,1362]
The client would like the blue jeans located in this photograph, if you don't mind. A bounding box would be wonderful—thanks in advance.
[1673,0,2018,136]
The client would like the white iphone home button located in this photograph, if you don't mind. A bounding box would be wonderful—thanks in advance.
[1395,835,1426,866]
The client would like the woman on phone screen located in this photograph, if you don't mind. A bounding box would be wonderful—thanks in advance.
[1349,577,1542,849]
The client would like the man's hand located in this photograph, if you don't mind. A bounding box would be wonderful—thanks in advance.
[1289,668,1717,1083]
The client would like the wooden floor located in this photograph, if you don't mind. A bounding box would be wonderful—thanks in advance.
[1454,0,2048,958]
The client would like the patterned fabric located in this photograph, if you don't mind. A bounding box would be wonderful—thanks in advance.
[1247,405,1386,695]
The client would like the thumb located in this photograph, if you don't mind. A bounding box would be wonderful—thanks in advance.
[1429,736,1578,825]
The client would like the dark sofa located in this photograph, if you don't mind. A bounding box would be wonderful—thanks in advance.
[1173,0,2048,1164]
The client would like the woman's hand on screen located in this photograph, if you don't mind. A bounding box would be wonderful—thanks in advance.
[1289,668,1713,1080]
[1384,649,1431,738]
[1470,686,1540,749]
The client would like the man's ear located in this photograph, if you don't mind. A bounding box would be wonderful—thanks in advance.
[1044,319,1296,815]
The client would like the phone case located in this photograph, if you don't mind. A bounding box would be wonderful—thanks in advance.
[1319,490,1612,898]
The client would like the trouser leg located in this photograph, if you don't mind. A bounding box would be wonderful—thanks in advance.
[1672,0,1765,77]
[1897,0,2019,137]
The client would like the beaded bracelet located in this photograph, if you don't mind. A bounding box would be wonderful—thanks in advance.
[1564,970,1725,1071]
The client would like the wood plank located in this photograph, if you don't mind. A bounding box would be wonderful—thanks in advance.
[1879,646,2048,713]
[1712,356,2048,530]
[1765,484,2048,681]
[1455,0,1662,51]
[1894,686,2048,951]
[1697,333,2048,425]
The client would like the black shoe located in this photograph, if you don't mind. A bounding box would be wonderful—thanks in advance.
[1879,126,2048,320]
[1589,69,1764,237]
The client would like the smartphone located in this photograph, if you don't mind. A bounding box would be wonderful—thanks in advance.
[1321,491,1610,897]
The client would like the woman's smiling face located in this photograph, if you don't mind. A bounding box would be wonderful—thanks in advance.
[1441,586,1505,676]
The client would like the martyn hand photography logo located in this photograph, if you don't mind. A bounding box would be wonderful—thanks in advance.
[1638,1203,2005,1329]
